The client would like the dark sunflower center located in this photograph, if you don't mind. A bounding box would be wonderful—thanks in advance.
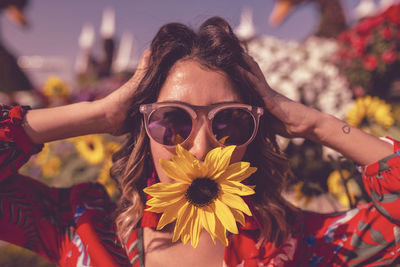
[185,178,219,207]
[88,142,95,150]
[360,116,370,127]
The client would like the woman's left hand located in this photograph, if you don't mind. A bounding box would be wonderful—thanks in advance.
[241,53,322,140]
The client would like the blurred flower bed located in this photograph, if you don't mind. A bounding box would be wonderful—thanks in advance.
[20,132,123,201]
[248,9,400,212]
[248,35,360,212]
[248,36,353,119]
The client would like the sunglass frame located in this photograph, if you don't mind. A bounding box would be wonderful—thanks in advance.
[139,101,264,147]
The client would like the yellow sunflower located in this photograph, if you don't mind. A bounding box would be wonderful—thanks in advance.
[293,182,313,207]
[143,145,257,248]
[104,141,122,159]
[34,143,51,165]
[327,170,361,208]
[43,75,70,99]
[98,160,118,199]
[73,134,105,165]
[41,156,61,178]
[347,96,394,130]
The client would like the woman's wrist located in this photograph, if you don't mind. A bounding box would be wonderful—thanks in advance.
[95,96,127,135]
[310,112,337,145]
[310,112,393,165]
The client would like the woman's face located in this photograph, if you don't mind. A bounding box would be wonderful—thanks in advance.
[151,59,248,183]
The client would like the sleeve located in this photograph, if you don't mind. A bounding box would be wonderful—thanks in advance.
[358,136,400,224]
[0,104,43,182]
[0,104,73,264]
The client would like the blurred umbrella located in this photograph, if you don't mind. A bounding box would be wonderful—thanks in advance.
[0,0,33,93]
[269,0,348,38]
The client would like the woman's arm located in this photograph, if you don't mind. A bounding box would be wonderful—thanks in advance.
[23,50,150,144]
[23,100,107,144]
[242,54,393,165]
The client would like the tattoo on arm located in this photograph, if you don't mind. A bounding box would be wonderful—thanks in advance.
[342,125,351,134]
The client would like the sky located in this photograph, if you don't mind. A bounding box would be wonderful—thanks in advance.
[0,0,362,85]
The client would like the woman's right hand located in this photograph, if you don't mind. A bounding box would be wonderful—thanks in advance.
[100,49,151,135]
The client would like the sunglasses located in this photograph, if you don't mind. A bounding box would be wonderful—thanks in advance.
[139,101,264,147]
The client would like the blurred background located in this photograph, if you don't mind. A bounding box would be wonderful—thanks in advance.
[1,0,400,266]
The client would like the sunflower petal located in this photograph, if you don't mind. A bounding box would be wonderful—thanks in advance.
[173,203,193,242]
[214,199,238,234]
[220,181,255,196]
[198,208,216,244]
[182,233,190,244]
[159,159,191,183]
[171,155,197,179]
[219,192,252,216]
[204,146,236,177]
[230,208,246,226]
[203,206,216,234]
[156,197,186,230]
[217,163,257,182]
[190,208,201,248]
[143,182,187,198]
[146,195,184,208]
[145,205,170,213]
[176,144,196,163]
[214,216,228,246]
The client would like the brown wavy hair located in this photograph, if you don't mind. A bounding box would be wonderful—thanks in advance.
[112,16,298,245]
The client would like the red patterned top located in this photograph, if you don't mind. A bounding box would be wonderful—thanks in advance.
[1,104,400,266]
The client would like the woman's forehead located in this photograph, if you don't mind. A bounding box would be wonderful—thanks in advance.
[157,59,241,105]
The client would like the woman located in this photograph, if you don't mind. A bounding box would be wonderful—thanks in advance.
[0,17,399,266]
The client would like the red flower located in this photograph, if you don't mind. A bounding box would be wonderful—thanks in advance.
[353,86,366,98]
[352,35,371,56]
[383,3,400,25]
[382,50,397,64]
[381,27,392,39]
[364,54,378,70]
[356,16,384,35]
[338,32,351,43]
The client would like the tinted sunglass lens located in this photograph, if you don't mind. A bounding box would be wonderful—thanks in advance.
[148,107,192,145]
[212,109,255,146]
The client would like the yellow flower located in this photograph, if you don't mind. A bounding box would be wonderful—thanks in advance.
[327,170,361,208]
[41,156,61,178]
[104,141,121,159]
[347,96,394,129]
[43,75,70,98]
[293,182,313,207]
[34,143,51,165]
[73,134,105,165]
[143,145,257,248]
[98,160,118,199]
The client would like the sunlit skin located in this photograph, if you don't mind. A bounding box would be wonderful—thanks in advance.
[144,59,248,267]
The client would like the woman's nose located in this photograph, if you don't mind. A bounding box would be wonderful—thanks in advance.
[187,118,215,161]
